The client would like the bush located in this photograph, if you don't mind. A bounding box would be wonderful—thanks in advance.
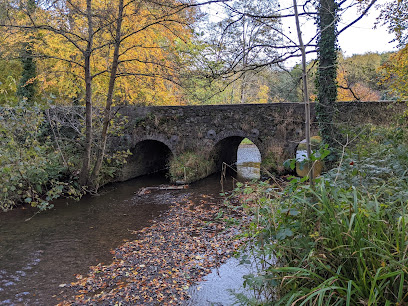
[0,103,81,211]
[230,126,408,305]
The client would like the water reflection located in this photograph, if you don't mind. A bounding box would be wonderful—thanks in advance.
[0,173,236,305]
[237,143,261,181]
[186,256,254,306]
[0,173,173,305]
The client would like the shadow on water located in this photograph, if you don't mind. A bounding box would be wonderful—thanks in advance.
[0,173,177,305]
[0,171,239,305]
[0,144,262,306]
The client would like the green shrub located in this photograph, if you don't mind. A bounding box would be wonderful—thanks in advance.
[0,103,82,211]
[230,126,408,305]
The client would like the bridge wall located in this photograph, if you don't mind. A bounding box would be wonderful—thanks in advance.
[112,101,405,181]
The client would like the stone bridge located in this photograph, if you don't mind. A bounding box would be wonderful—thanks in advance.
[112,101,404,181]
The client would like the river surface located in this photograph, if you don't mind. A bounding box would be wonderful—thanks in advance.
[0,145,261,305]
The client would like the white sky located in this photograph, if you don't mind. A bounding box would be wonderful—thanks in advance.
[280,0,398,66]
[337,4,397,56]
[201,0,398,67]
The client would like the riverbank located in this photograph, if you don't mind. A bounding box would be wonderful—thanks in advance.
[224,126,408,304]
[57,191,246,305]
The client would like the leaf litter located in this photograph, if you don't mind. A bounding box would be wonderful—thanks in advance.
[57,193,245,305]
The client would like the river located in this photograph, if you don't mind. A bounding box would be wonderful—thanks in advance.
[0,144,261,305]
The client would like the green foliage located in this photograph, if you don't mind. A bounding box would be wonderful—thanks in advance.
[168,151,215,183]
[230,126,408,304]
[98,149,132,186]
[0,103,82,211]
[382,45,408,100]
[266,67,303,103]
[315,0,339,152]
[285,136,328,171]
[0,59,22,105]
[241,138,254,145]
[261,151,279,174]
[17,42,37,103]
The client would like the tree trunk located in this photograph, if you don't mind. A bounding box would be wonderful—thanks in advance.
[293,0,314,185]
[79,0,94,186]
[17,0,37,104]
[240,15,247,104]
[89,0,124,191]
[316,0,339,153]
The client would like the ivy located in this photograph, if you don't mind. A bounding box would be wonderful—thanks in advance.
[315,0,340,155]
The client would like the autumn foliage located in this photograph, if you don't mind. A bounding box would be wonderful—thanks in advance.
[0,0,193,106]
[382,45,408,100]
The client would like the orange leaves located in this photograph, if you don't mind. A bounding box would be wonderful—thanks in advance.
[59,197,245,305]
[337,65,381,101]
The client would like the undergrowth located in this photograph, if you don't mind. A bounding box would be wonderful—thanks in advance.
[0,103,82,212]
[168,151,215,183]
[228,125,408,305]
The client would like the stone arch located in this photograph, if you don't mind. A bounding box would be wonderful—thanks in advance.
[210,130,263,170]
[118,138,173,181]
[132,134,176,154]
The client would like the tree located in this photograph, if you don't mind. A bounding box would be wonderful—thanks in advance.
[0,0,194,189]
[293,0,313,183]
[380,0,408,48]
[379,0,408,100]
[315,0,339,152]
[216,0,281,103]
[16,0,37,103]
[17,42,37,102]
[266,67,303,102]
[0,59,21,105]
[382,45,408,100]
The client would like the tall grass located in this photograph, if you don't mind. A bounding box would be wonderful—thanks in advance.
[230,126,408,305]
[168,151,215,183]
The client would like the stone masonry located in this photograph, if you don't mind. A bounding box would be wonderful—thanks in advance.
[111,101,405,181]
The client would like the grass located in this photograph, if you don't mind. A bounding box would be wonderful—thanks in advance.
[168,151,215,183]
[241,138,255,145]
[228,125,408,305]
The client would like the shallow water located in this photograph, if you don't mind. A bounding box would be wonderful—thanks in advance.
[0,174,185,305]
[186,255,255,306]
[0,145,261,305]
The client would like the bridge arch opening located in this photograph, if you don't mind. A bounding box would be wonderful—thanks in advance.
[120,139,173,181]
[212,137,262,180]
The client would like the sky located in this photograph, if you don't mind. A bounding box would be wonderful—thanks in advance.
[279,0,399,66]
[337,4,397,56]
[201,0,399,67]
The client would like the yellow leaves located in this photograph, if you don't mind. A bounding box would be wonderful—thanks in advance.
[382,44,408,99]
[9,0,191,106]
[256,84,269,104]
